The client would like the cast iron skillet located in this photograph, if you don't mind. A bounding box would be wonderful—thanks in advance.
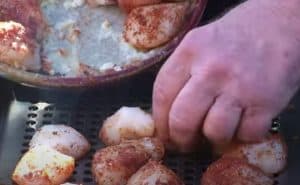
[0,0,207,89]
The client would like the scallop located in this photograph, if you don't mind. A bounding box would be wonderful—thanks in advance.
[92,137,164,185]
[0,21,40,71]
[127,160,184,185]
[222,134,287,175]
[123,2,188,50]
[29,124,91,160]
[99,106,155,146]
[201,157,274,185]
[12,146,75,185]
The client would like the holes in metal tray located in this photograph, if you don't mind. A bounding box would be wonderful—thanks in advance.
[27,113,37,118]
[21,149,28,154]
[77,113,85,118]
[84,170,92,175]
[42,120,52,125]
[85,162,92,168]
[44,105,55,111]
[25,128,35,133]
[83,177,93,183]
[28,105,38,111]
[91,113,101,118]
[23,135,32,140]
[76,121,84,125]
[184,175,195,182]
[20,103,214,185]
[22,142,29,147]
[43,113,53,118]
[59,113,69,119]
[26,120,37,126]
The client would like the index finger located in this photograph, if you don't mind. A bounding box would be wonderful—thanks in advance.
[152,45,193,142]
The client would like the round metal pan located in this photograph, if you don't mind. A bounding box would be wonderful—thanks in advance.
[0,0,207,89]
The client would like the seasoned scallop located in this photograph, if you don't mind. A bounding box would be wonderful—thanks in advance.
[124,2,188,50]
[12,146,75,185]
[92,137,164,185]
[127,160,184,185]
[0,21,40,71]
[222,134,287,175]
[29,124,91,160]
[0,0,45,39]
[99,106,155,146]
[0,0,45,71]
[201,157,274,185]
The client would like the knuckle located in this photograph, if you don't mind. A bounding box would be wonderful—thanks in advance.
[169,112,193,133]
[204,123,228,144]
[153,81,171,106]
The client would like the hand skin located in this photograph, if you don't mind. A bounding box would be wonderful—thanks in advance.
[152,0,300,152]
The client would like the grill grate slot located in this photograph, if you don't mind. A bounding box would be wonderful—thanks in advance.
[17,102,213,185]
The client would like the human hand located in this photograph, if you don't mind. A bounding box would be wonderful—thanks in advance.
[152,0,300,152]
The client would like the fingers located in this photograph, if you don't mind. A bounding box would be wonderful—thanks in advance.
[203,95,242,145]
[152,46,192,142]
[168,75,216,151]
[237,108,274,142]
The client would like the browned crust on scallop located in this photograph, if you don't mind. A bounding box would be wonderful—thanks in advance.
[92,144,150,185]
[119,138,165,161]
[12,170,52,185]
[12,161,75,185]
[127,160,184,185]
[201,157,274,185]
[92,138,165,185]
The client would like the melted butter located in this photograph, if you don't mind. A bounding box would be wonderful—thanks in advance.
[40,0,159,77]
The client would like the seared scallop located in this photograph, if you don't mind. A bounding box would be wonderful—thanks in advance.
[0,0,45,71]
[0,21,40,71]
[127,160,184,185]
[99,106,155,146]
[12,146,75,185]
[0,0,45,39]
[201,157,274,185]
[29,124,91,160]
[92,137,164,185]
[222,134,287,175]
[124,2,188,50]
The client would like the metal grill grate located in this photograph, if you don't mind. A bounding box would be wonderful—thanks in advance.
[1,82,299,185]
[11,101,212,185]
